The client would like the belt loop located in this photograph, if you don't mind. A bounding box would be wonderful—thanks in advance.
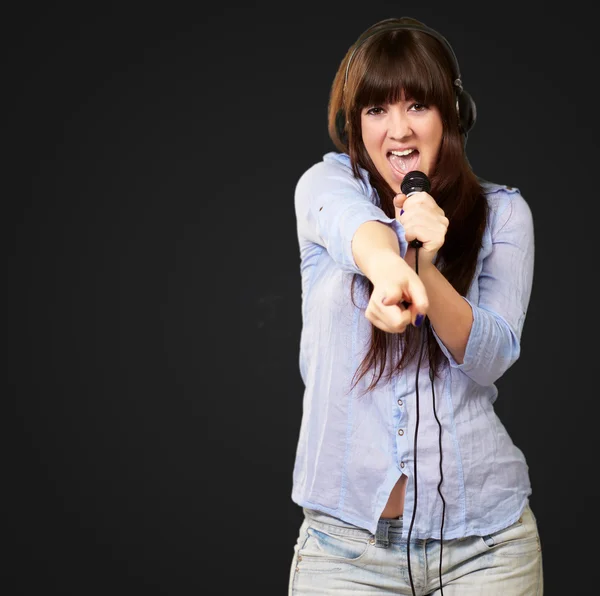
[374,519,390,548]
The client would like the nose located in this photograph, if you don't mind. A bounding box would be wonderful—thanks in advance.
[387,106,412,139]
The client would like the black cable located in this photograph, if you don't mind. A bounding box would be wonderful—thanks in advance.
[430,362,446,594]
[406,313,426,596]
[406,245,426,596]
[405,245,446,596]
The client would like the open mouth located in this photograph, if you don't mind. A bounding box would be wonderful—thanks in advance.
[387,149,420,177]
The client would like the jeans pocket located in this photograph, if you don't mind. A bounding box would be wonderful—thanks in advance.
[480,505,540,557]
[299,526,371,564]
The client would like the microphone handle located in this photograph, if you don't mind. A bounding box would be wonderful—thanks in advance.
[404,190,423,249]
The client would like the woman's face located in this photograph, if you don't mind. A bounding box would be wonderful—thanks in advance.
[360,91,443,194]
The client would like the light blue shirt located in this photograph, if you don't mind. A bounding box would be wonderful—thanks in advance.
[291,151,535,539]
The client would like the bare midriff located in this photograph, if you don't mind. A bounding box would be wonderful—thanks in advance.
[380,474,408,519]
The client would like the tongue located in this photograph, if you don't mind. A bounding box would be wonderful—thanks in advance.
[389,151,419,175]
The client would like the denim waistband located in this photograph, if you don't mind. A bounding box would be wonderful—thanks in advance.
[303,508,405,548]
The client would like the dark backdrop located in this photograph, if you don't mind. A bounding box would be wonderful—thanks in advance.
[6,2,596,594]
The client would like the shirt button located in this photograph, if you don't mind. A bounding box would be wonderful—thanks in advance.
[398,429,404,436]
[400,461,405,468]
[397,399,403,406]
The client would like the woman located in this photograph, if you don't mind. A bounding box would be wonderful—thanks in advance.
[288,16,543,595]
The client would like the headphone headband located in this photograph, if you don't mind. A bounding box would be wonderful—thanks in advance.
[343,20,464,95]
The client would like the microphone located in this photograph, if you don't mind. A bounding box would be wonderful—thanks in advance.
[401,171,431,249]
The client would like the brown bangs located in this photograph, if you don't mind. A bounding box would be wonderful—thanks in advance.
[350,32,452,114]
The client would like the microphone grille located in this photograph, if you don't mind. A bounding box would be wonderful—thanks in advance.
[401,171,431,195]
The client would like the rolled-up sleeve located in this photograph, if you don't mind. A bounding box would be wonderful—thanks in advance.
[432,188,535,386]
[295,158,407,275]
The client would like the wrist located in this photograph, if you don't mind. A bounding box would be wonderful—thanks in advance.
[411,247,438,271]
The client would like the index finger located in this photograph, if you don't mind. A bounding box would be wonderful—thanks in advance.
[405,279,429,320]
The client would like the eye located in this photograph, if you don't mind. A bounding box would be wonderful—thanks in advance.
[410,103,428,112]
[365,106,385,116]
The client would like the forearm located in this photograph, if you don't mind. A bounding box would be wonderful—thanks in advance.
[352,221,408,282]
[418,262,473,364]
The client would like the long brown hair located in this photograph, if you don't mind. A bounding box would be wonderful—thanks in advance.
[327,18,488,392]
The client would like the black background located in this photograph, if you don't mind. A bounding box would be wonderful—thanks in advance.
[6,2,597,594]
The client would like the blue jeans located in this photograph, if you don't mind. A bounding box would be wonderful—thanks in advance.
[289,503,543,595]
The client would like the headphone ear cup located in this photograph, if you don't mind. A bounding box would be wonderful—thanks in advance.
[457,89,476,135]
[335,108,348,146]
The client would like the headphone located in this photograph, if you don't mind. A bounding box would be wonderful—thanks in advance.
[335,19,477,146]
